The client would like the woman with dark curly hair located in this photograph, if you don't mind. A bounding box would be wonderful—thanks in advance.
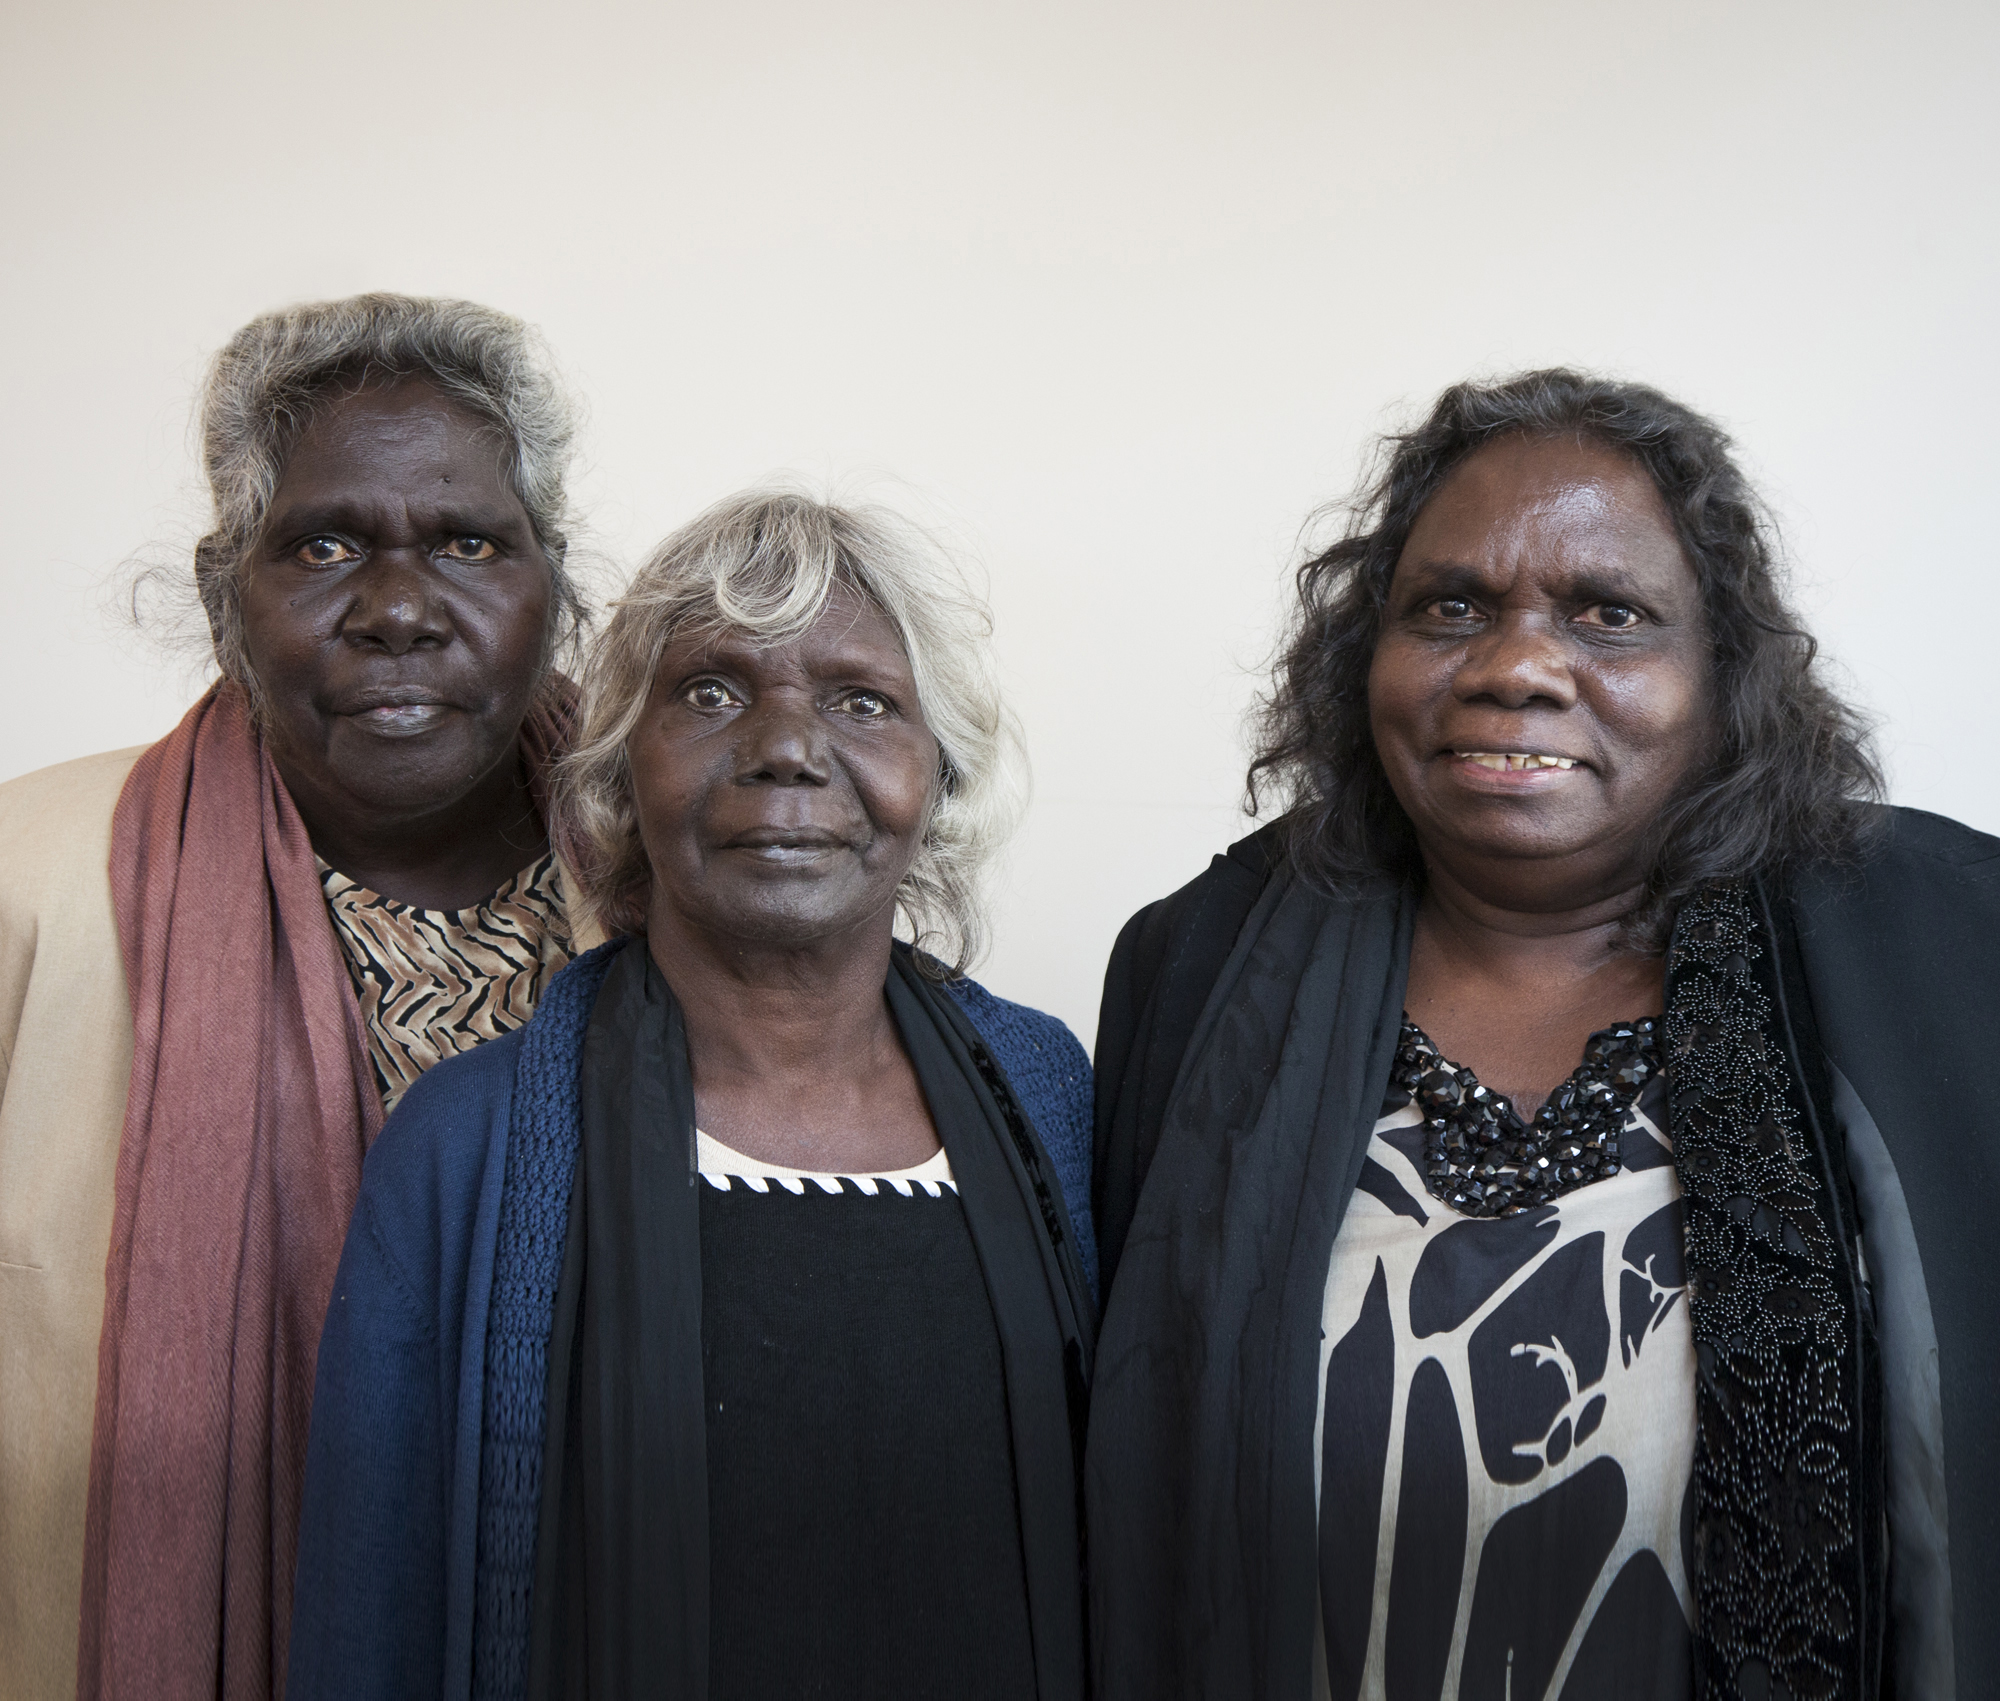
[1087,370,1996,1701]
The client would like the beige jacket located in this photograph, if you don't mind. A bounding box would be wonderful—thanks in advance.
[0,747,602,1701]
[0,749,145,1701]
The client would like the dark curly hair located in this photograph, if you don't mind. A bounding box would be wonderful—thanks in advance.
[1247,368,1883,946]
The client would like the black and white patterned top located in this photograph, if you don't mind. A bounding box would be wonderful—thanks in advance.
[1314,1042,1697,1701]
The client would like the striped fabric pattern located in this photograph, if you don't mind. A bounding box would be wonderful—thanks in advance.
[319,853,576,1111]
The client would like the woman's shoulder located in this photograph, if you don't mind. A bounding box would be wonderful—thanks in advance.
[944,976,1090,1087]
[1106,825,1284,1002]
[0,748,154,1078]
[0,745,150,901]
[356,940,624,1234]
[944,974,1100,1294]
[1785,806,1999,1067]
[1871,805,2000,870]
[1791,804,2000,923]
[379,1025,524,1131]
[0,744,151,814]
[1093,825,1286,1094]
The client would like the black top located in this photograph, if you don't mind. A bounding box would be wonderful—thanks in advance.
[700,1164,1038,1701]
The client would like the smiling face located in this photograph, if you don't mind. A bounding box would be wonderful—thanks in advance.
[1367,434,1714,911]
[628,583,941,954]
[237,377,553,835]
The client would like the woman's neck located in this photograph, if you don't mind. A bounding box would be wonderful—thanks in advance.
[645,916,940,1172]
[1404,860,1664,1118]
[281,742,547,912]
[653,920,899,1079]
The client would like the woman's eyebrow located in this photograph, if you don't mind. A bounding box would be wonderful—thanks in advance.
[1547,563,1662,604]
[259,493,378,536]
[1394,559,1492,597]
[260,493,527,539]
[806,657,913,693]
[424,500,528,537]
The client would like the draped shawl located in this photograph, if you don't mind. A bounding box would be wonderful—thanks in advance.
[80,677,572,1701]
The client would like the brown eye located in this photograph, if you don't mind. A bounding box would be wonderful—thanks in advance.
[685,679,738,711]
[1426,597,1475,620]
[1581,603,1643,630]
[439,536,498,562]
[294,536,358,568]
[841,690,891,719]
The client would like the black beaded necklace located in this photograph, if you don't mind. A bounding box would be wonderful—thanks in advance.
[1392,1015,1664,1218]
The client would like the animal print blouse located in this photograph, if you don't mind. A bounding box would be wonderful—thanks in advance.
[318,852,576,1112]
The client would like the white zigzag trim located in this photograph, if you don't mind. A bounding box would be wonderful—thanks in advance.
[694,1128,957,1195]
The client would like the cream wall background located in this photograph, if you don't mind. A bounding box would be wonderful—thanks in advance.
[3,0,1994,1045]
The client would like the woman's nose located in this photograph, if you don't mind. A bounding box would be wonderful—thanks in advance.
[1453,614,1577,710]
[340,554,451,654]
[738,696,830,785]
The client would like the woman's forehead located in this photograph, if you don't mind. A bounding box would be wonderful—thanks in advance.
[269,379,518,511]
[1424,436,1667,529]
[1398,436,1693,594]
[661,587,914,674]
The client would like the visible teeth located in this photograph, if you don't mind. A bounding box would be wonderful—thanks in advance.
[1461,752,1577,771]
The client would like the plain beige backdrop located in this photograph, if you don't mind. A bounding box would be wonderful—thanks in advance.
[2,0,1994,1043]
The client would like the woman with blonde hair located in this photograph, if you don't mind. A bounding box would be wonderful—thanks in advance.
[289,491,1097,1701]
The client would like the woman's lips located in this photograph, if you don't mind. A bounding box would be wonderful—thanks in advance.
[1442,749,1587,787]
[725,832,848,865]
[349,702,451,736]
[1455,749,1579,771]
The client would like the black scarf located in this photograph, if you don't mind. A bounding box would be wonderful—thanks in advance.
[527,940,1095,1699]
[1086,869,1881,1701]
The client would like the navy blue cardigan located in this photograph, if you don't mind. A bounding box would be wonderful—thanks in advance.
[288,944,1096,1701]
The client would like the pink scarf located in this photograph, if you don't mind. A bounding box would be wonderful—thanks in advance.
[79,678,569,1700]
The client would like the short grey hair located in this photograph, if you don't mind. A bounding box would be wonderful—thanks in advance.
[193,292,587,695]
[556,489,1027,974]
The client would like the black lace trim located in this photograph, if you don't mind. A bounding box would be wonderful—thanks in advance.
[1668,883,1864,1701]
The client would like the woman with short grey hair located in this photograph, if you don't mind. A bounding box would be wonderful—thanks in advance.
[0,292,600,1701]
[289,490,1098,1701]
[558,487,1023,966]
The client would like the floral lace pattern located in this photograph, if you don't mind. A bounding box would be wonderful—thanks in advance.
[1667,883,1866,1701]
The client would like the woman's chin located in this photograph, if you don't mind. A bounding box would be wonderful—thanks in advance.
[1420,806,1626,880]
[665,880,897,955]
[315,730,514,823]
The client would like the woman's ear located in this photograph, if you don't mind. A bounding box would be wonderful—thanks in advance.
[194,538,235,656]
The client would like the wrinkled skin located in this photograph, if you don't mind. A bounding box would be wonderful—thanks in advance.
[1367,434,1714,1111]
[238,377,552,909]
[628,584,945,1170]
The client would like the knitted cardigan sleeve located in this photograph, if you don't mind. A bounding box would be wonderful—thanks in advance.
[945,976,1099,1301]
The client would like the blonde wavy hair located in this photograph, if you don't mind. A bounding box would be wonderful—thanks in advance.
[556,489,1026,974]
